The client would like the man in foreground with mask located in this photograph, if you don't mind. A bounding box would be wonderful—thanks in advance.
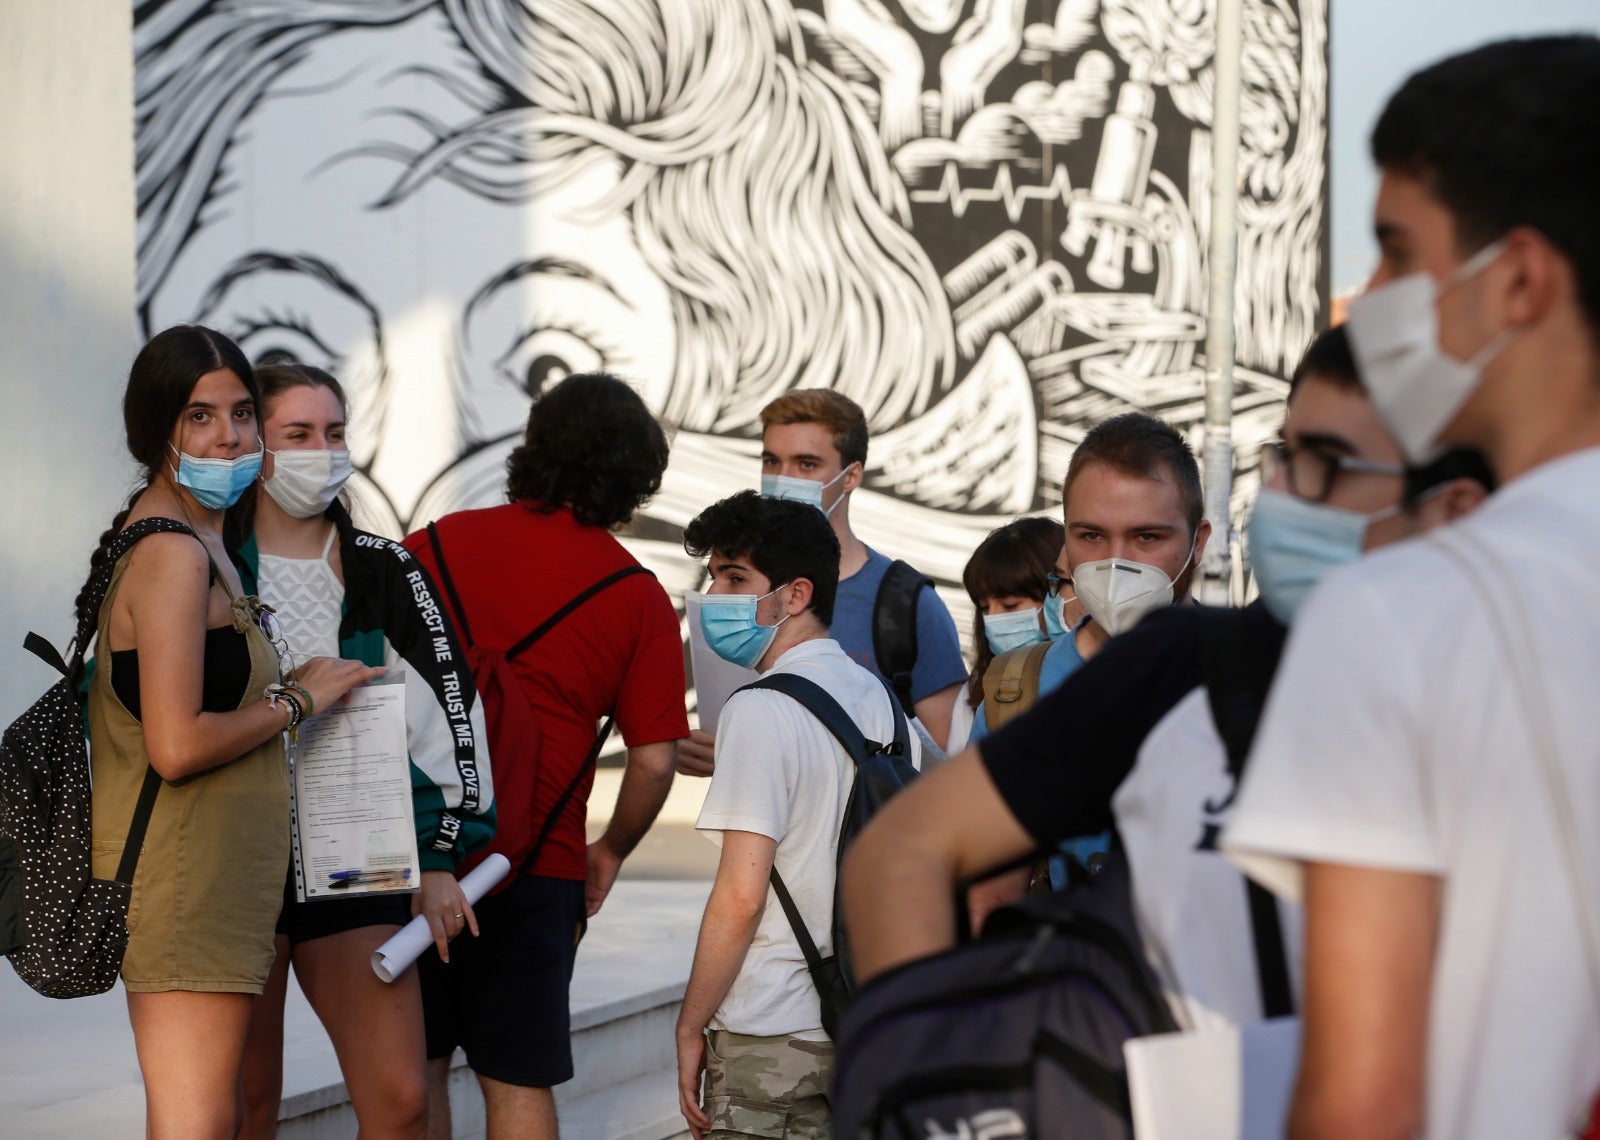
[675,491,919,1139]
[1223,36,1600,1139]
[839,325,1489,1036]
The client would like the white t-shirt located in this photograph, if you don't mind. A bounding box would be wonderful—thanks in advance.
[696,637,919,1038]
[1112,687,1303,1032]
[1225,447,1600,1139]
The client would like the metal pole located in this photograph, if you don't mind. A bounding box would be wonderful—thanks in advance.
[1196,0,1244,606]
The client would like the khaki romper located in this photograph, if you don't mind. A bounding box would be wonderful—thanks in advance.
[87,544,289,993]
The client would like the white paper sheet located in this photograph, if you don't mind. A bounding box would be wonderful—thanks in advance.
[684,591,758,732]
[290,675,418,902]
[1125,1017,1300,1140]
[369,854,512,982]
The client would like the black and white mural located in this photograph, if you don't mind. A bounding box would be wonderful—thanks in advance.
[135,0,1327,622]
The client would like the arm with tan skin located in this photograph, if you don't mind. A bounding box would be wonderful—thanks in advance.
[842,744,1035,981]
[126,535,382,781]
[677,730,716,777]
[675,830,776,1140]
[914,682,963,752]
[1288,863,1439,1140]
[588,739,678,916]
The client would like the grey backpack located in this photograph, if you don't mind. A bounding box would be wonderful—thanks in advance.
[830,854,1176,1139]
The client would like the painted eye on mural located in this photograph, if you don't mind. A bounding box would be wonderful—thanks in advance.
[231,312,341,371]
[495,323,614,398]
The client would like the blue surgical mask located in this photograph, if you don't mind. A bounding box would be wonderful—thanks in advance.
[1042,589,1076,640]
[760,468,850,515]
[697,586,790,669]
[1246,487,1399,624]
[983,607,1046,655]
[168,440,263,510]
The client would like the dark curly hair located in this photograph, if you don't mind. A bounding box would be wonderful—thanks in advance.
[504,372,670,528]
[683,491,841,625]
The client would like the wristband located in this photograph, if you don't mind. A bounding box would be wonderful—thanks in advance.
[285,681,315,718]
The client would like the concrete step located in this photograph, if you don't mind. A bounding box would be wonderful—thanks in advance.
[0,880,710,1139]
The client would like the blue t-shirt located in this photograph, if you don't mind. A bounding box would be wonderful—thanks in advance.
[830,547,967,705]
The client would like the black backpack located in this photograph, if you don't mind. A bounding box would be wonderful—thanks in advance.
[736,672,916,1037]
[831,605,1291,1139]
[870,559,931,717]
[0,518,192,998]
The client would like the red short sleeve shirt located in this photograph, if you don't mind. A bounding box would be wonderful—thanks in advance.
[404,504,688,880]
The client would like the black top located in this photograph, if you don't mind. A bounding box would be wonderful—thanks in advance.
[110,624,253,722]
[979,602,1286,847]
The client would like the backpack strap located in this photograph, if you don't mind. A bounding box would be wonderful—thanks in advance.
[68,518,200,669]
[516,715,615,880]
[505,566,651,662]
[424,522,474,646]
[739,672,877,765]
[981,639,1051,732]
[425,521,651,662]
[1195,605,1294,1019]
[870,559,929,717]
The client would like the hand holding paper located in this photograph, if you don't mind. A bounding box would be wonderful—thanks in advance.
[371,854,512,983]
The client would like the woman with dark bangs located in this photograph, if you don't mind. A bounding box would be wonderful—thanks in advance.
[954,516,1071,752]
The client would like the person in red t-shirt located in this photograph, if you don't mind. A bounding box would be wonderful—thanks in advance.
[404,372,687,1140]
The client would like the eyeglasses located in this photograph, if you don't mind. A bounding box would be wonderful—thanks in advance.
[1045,570,1071,598]
[1259,441,1405,504]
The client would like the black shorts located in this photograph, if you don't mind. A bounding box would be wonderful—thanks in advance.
[417,874,587,1088]
[275,863,413,945]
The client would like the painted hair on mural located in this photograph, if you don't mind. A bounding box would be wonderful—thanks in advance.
[134,0,956,440]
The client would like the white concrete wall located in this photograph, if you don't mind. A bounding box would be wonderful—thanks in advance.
[0,1,139,720]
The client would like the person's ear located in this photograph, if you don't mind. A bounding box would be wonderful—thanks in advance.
[841,461,864,494]
[1501,226,1560,331]
[1190,518,1212,570]
[1417,477,1491,529]
[785,577,815,616]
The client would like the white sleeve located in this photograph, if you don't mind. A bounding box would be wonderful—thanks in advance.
[696,691,793,842]
[1223,562,1446,902]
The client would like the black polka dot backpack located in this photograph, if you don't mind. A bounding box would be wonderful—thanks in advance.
[0,518,193,998]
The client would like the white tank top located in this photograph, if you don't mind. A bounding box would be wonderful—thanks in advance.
[258,528,344,665]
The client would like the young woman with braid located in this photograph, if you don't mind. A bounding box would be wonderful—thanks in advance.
[229,364,493,1139]
[80,325,381,1137]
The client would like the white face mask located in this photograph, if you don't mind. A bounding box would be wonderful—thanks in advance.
[1071,542,1195,638]
[262,448,353,519]
[760,467,851,516]
[1345,240,1513,464]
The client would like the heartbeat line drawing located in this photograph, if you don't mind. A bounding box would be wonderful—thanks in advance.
[911,162,1073,223]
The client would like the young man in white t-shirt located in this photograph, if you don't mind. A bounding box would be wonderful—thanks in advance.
[1223,36,1600,1140]
[675,491,918,1140]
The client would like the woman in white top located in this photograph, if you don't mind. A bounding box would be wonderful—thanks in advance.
[231,364,493,1138]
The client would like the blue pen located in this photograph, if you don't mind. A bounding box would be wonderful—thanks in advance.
[328,868,412,882]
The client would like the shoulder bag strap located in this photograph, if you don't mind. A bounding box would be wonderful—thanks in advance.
[983,638,1051,732]
[424,522,474,646]
[1430,528,1600,1007]
[1195,606,1295,1019]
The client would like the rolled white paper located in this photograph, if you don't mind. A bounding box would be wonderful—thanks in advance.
[370,853,512,983]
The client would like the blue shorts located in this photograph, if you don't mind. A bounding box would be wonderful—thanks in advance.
[417,874,587,1088]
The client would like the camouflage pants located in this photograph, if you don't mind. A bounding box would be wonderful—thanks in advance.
[703,1029,836,1140]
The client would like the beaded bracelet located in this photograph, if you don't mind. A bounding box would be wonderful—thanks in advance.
[265,683,305,739]
[284,681,315,719]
